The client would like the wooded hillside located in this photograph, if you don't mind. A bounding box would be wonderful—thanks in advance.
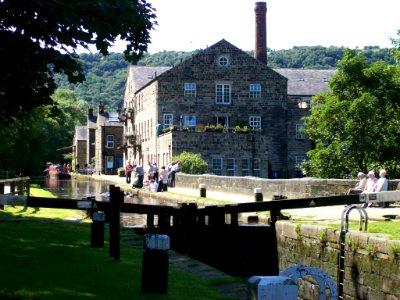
[55,46,395,110]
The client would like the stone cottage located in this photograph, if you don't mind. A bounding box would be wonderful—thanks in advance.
[72,103,124,174]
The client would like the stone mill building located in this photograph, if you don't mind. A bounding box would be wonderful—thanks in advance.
[122,2,335,178]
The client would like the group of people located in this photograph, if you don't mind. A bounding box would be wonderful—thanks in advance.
[347,169,388,208]
[125,160,180,192]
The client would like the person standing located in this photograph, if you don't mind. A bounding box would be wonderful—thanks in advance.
[153,163,159,183]
[157,166,168,192]
[134,164,145,188]
[146,162,155,180]
[125,161,133,184]
[170,160,180,187]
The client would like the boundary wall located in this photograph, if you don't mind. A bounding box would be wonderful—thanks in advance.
[176,173,400,199]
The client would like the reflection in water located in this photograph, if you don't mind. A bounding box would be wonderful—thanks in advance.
[32,177,160,227]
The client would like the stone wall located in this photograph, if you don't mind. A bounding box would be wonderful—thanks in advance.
[175,173,400,199]
[276,221,400,299]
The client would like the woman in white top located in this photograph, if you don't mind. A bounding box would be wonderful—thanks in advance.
[347,172,367,194]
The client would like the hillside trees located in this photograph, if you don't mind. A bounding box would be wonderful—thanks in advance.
[55,53,129,109]
[0,0,156,123]
[302,46,400,178]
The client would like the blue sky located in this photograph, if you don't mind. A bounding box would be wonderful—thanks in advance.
[134,0,400,53]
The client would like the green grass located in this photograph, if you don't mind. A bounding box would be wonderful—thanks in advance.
[1,186,87,221]
[0,186,240,300]
[291,219,400,239]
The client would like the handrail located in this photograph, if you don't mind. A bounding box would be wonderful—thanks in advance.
[0,177,30,209]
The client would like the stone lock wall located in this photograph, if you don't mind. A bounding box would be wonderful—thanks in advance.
[175,173,400,199]
[276,221,400,299]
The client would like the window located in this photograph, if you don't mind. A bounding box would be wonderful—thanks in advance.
[216,116,229,128]
[163,113,173,129]
[217,55,229,67]
[242,158,250,176]
[106,156,114,169]
[249,116,261,129]
[106,135,114,148]
[212,157,223,175]
[296,124,306,140]
[184,83,196,97]
[295,156,306,169]
[226,158,235,176]
[216,84,231,104]
[253,158,261,177]
[182,115,196,128]
[249,84,261,98]
[298,97,312,109]
[304,97,312,108]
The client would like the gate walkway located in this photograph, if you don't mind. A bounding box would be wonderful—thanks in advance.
[92,174,400,222]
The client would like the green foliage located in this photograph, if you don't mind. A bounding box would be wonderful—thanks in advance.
[295,224,302,239]
[302,48,400,178]
[0,0,156,123]
[389,244,400,260]
[233,125,249,133]
[204,124,227,132]
[55,53,129,109]
[172,151,209,174]
[138,50,200,66]
[0,90,87,176]
[135,46,395,69]
[318,230,328,246]
[267,46,395,69]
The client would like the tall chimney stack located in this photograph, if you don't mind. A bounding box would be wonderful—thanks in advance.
[254,2,267,64]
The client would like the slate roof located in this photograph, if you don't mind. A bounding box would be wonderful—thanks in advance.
[129,65,171,93]
[97,112,124,127]
[128,65,336,97]
[274,69,336,96]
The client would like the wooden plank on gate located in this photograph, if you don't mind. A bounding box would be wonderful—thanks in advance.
[0,194,27,206]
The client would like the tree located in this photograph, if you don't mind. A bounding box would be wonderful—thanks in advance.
[171,152,209,175]
[0,89,87,176]
[0,0,156,123]
[302,48,400,178]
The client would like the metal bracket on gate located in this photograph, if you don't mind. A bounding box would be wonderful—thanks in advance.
[280,265,337,300]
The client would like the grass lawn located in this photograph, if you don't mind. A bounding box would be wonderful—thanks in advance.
[0,186,240,300]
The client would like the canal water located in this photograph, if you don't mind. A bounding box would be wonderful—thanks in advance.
[32,177,160,227]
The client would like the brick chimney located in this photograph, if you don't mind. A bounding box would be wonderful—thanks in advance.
[254,2,267,64]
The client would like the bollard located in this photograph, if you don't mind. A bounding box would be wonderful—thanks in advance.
[247,276,298,300]
[199,183,206,198]
[141,234,170,294]
[254,188,263,202]
[91,211,105,248]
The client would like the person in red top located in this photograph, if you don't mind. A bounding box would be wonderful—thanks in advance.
[125,161,133,184]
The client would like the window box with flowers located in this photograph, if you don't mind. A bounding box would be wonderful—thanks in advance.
[204,124,226,132]
[163,125,179,133]
[233,125,249,134]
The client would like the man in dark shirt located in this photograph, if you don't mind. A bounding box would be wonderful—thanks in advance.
[133,164,144,188]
